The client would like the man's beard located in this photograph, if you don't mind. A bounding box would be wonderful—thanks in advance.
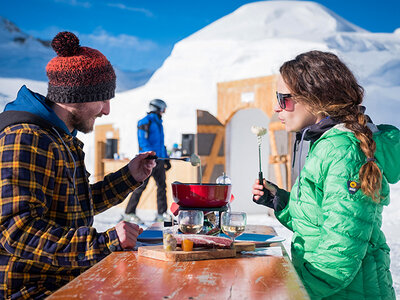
[69,109,99,133]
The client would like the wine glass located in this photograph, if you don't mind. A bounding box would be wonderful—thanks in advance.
[178,210,204,234]
[221,212,247,243]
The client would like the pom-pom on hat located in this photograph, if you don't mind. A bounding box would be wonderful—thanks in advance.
[46,31,116,103]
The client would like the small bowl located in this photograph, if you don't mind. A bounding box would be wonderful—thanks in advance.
[171,182,232,208]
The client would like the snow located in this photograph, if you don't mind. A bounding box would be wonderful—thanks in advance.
[186,1,365,42]
[383,184,400,294]
[1,0,400,296]
[0,77,47,102]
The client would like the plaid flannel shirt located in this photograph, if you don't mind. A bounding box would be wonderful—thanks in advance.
[0,123,141,299]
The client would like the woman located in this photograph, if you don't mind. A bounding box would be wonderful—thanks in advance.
[252,51,399,300]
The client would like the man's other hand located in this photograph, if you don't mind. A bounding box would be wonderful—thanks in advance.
[115,221,144,249]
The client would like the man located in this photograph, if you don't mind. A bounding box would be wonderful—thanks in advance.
[122,99,171,223]
[0,32,156,299]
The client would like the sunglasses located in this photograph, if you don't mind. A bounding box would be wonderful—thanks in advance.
[276,92,295,111]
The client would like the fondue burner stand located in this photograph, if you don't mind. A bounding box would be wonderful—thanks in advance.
[178,205,229,229]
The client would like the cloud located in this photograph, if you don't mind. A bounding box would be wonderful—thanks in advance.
[53,0,92,8]
[78,28,168,70]
[107,3,154,17]
[83,28,157,51]
[25,26,168,71]
[28,26,157,51]
[26,26,66,40]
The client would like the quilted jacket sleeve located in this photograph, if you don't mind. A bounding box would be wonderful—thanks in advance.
[0,128,120,268]
[298,141,378,299]
[274,201,294,231]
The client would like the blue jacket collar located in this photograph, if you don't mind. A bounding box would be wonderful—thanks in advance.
[147,111,163,123]
[4,85,76,136]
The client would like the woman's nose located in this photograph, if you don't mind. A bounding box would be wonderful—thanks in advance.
[274,104,283,113]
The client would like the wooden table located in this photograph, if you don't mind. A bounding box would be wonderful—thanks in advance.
[48,225,309,299]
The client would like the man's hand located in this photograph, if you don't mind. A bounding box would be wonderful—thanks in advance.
[164,159,171,171]
[128,151,156,182]
[115,221,144,249]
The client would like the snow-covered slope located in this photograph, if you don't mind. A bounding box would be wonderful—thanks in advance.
[0,78,47,105]
[114,68,154,93]
[187,1,365,41]
[90,1,400,167]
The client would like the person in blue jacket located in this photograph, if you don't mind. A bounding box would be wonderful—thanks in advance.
[122,99,171,223]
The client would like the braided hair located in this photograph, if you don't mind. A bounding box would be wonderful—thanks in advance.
[280,50,381,201]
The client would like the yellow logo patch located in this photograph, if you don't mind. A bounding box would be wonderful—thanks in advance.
[347,180,360,194]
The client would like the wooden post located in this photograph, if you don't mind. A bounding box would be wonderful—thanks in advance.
[94,124,119,181]
[197,110,226,183]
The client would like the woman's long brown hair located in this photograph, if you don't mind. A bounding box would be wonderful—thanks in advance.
[280,50,381,201]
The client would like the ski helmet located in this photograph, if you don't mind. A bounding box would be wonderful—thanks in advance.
[149,99,167,113]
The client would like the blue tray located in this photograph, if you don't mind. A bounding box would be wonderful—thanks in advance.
[219,233,285,243]
[137,230,163,242]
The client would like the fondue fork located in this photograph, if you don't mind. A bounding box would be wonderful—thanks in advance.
[145,155,190,162]
[146,153,201,167]
[251,126,267,186]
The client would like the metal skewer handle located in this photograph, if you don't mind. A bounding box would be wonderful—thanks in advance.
[145,155,190,162]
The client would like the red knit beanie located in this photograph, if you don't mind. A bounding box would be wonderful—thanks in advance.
[46,31,116,103]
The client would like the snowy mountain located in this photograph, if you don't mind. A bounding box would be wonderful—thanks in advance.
[0,17,53,82]
[114,68,154,93]
[187,1,366,41]
[0,16,153,95]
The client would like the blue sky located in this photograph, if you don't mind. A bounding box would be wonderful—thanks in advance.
[2,0,399,72]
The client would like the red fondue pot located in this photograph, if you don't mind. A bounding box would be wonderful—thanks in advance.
[171,183,232,208]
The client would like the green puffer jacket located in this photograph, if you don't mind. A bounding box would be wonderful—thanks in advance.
[276,124,399,300]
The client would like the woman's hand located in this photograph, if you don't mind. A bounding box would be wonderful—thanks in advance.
[252,179,278,201]
[252,179,286,211]
[252,179,265,201]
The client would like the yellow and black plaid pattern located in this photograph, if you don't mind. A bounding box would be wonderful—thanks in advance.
[0,123,140,299]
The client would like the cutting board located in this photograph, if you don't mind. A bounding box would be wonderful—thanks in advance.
[138,245,236,261]
[234,242,256,252]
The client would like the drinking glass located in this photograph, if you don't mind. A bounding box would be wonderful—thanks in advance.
[178,210,204,234]
[163,226,177,251]
[221,211,247,243]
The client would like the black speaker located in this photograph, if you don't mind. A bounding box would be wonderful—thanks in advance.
[181,134,195,156]
[105,138,118,159]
